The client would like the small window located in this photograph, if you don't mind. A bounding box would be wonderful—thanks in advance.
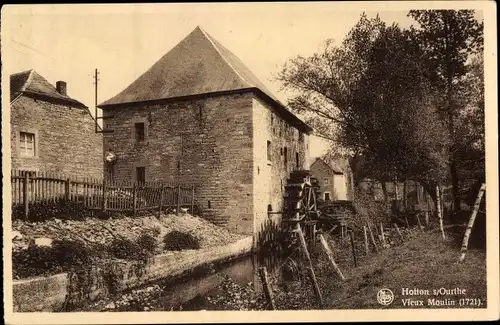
[135,123,145,142]
[267,141,272,161]
[284,147,288,167]
[296,152,299,168]
[19,132,35,157]
[136,167,146,184]
[324,178,329,185]
[324,192,331,201]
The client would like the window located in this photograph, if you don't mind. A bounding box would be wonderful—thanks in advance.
[324,192,331,201]
[135,167,146,184]
[267,141,272,161]
[296,153,299,168]
[135,123,145,142]
[323,178,330,185]
[284,147,288,167]
[19,132,35,157]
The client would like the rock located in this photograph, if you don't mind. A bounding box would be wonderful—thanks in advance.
[105,302,116,309]
[12,231,23,240]
[35,237,53,247]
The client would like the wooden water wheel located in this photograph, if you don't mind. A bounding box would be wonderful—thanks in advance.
[282,170,320,245]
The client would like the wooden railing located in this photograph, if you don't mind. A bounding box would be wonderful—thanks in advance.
[11,170,197,219]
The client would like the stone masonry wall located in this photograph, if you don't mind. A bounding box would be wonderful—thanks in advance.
[102,92,254,235]
[252,97,308,237]
[10,96,103,178]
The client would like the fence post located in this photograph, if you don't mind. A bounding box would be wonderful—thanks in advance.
[176,185,181,216]
[349,230,358,267]
[158,185,164,217]
[23,173,29,219]
[258,267,276,310]
[380,222,386,246]
[190,185,195,215]
[363,226,369,255]
[133,182,137,217]
[318,233,346,281]
[102,178,107,212]
[65,178,70,202]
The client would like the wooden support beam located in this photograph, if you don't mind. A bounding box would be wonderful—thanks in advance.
[380,223,386,246]
[367,223,379,252]
[459,183,486,262]
[318,234,345,281]
[393,223,404,242]
[363,226,369,255]
[349,230,358,267]
[436,185,446,240]
[259,267,276,310]
[297,224,323,306]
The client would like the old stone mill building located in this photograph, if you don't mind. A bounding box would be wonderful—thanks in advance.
[99,27,313,236]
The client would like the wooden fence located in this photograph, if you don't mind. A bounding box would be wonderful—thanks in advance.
[11,170,197,219]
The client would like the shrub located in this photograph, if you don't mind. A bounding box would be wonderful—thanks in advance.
[352,190,390,229]
[12,239,93,279]
[136,232,157,255]
[12,198,89,222]
[109,238,145,260]
[163,231,200,251]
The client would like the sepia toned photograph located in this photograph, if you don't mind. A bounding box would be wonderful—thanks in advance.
[2,2,498,323]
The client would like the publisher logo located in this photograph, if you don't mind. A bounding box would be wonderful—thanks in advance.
[377,288,394,306]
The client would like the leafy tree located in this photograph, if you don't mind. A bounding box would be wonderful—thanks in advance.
[408,10,484,215]
[277,13,448,202]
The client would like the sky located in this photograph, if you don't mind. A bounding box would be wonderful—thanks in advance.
[2,3,484,158]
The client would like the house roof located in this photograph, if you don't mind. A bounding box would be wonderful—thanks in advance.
[98,26,312,133]
[311,157,344,174]
[10,70,87,109]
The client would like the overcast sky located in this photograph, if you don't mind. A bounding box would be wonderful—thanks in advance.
[2,3,484,158]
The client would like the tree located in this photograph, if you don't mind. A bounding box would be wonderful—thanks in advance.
[408,10,484,216]
[277,13,448,201]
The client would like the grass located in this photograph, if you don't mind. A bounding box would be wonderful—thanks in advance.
[311,230,487,309]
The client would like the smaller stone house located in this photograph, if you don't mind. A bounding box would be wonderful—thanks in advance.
[310,157,352,201]
[10,70,103,178]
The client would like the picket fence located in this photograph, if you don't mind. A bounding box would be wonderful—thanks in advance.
[11,170,197,219]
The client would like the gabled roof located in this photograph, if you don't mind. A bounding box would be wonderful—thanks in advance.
[311,157,344,174]
[99,26,312,133]
[10,70,87,109]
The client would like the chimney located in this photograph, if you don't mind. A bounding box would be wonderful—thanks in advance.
[56,81,67,96]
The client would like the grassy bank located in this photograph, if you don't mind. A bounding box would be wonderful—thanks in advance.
[312,230,487,309]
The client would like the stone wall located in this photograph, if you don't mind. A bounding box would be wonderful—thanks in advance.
[10,96,103,179]
[252,97,308,236]
[12,236,253,312]
[102,92,254,234]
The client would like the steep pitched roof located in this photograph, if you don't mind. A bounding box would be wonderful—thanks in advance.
[10,70,87,108]
[99,26,312,133]
[311,157,344,174]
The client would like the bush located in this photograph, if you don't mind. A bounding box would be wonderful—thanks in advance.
[136,232,157,255]
[12,198,89,222]
[12,239,94,279]
[163,231,200,251]
[352,190,391,229]
[109,238,146,260]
